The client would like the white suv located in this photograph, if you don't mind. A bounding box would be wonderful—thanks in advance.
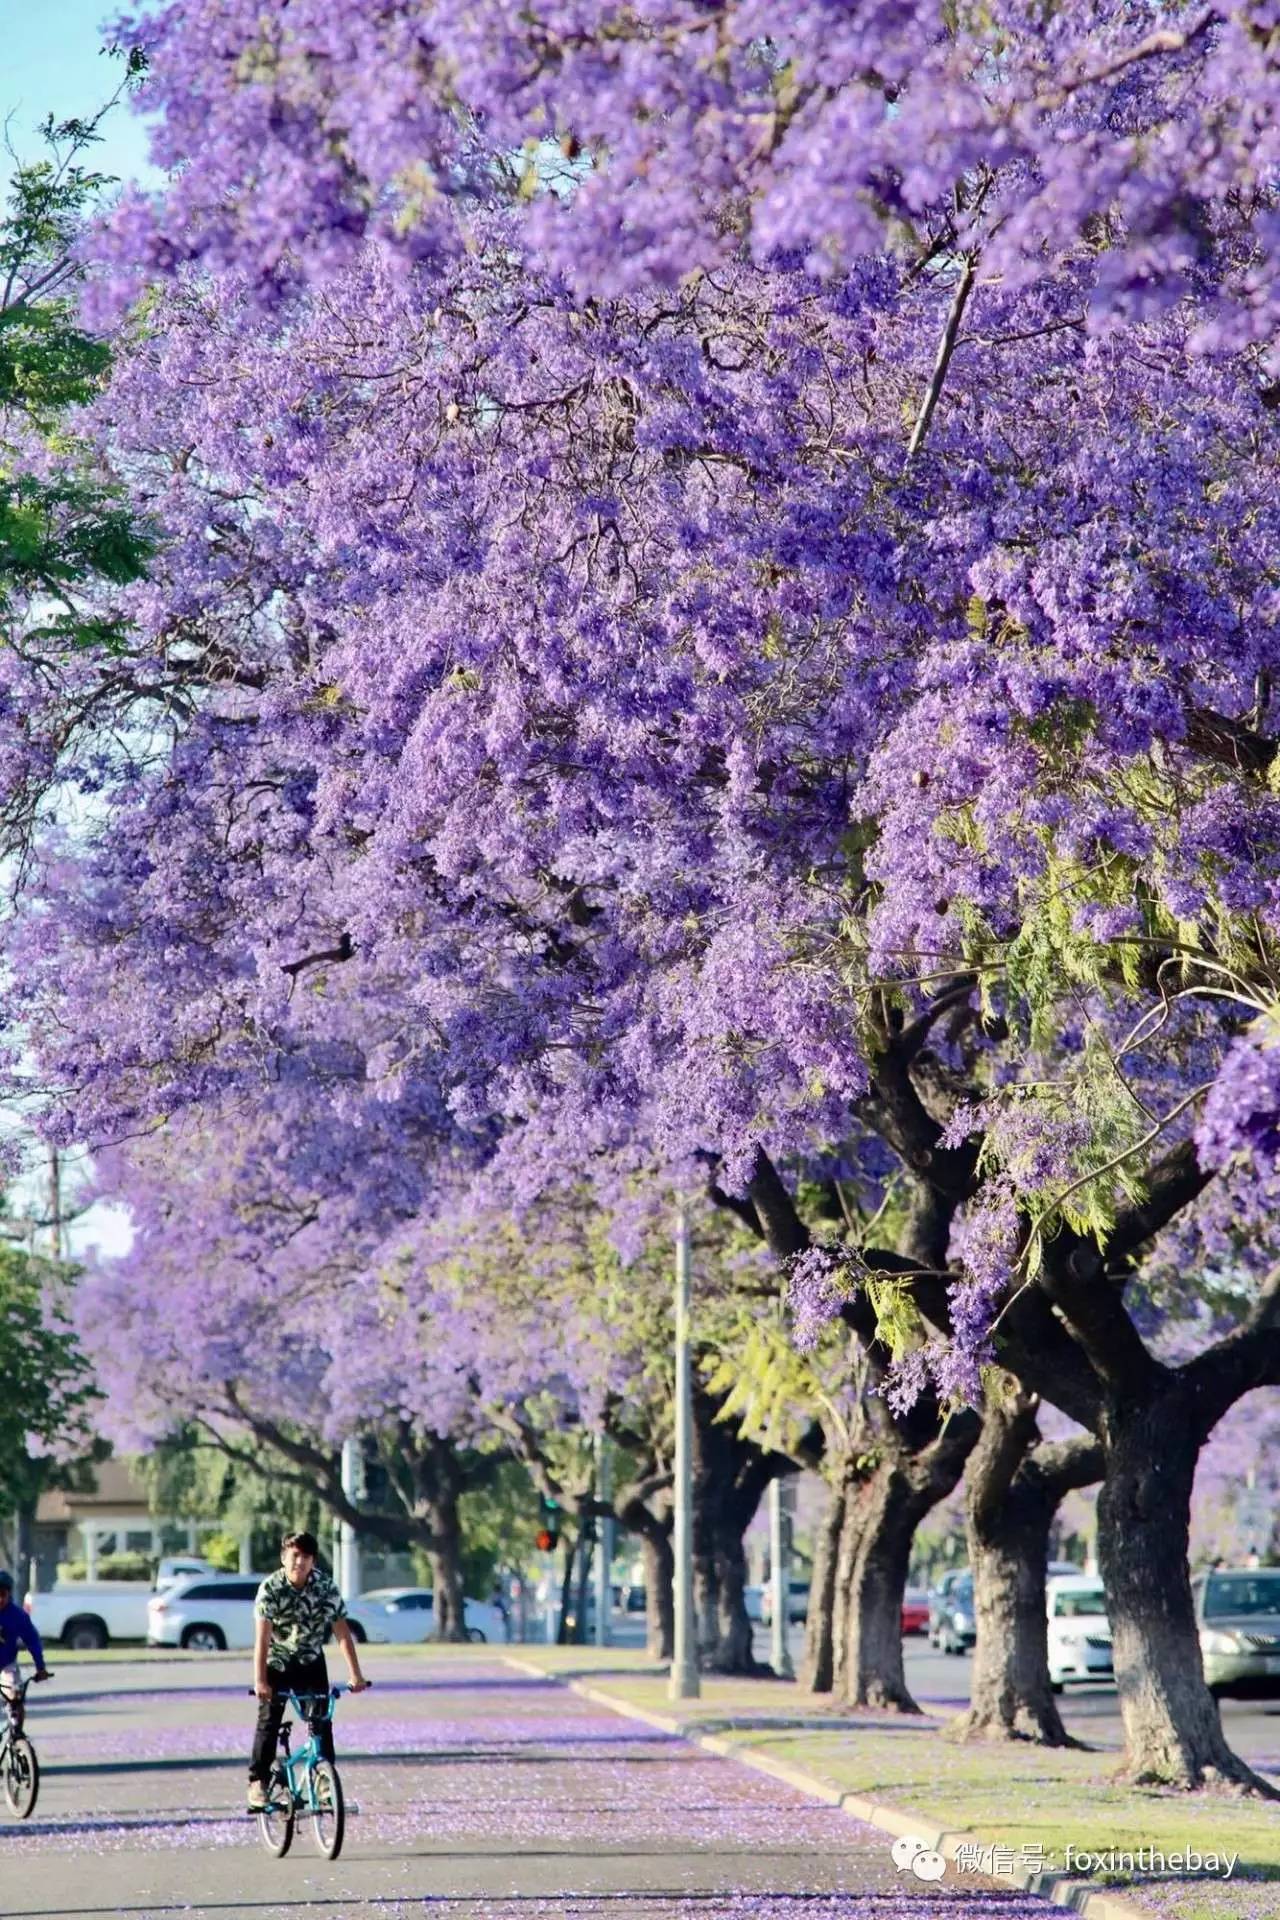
[148,1575,389,1651]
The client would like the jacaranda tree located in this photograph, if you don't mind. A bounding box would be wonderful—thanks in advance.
[5,3,1280,1789]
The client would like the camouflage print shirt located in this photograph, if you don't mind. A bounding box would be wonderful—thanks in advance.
[255,1568,347,1664]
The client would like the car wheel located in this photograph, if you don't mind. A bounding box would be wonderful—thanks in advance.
[346,1621,366,1645]
[63,1617,108,1651]
[466,1627,487,1643]
[1050,1680,1064,1695]
[180,1623,226,1652]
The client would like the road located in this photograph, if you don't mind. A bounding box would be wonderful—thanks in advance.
[3,1650,1057,1920]
[732,1626,1280,1773]
[898,1639,1280,1774]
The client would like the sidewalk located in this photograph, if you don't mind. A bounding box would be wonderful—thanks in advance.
[505,1648,1280,1920]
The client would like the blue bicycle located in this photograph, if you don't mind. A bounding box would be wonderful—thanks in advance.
[254,1684,352,1861]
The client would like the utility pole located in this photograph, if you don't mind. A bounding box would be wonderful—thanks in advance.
[338,1437,364,1602]
[669,1198,700,1700]
[48,1146,63,1261]
[594,1432,613,1647]
[769,1476,795,1679]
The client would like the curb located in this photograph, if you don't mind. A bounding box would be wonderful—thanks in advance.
[503,1656,1153,1920]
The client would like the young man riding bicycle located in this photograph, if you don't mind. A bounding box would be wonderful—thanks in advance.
[0,1571,49,1692]
[247,1531,368,1810]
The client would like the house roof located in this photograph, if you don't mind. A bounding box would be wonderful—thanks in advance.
[35,1455,152,1524]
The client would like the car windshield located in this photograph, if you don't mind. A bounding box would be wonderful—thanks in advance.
[1204,1573,1280,1619]
[1054,1589,1107,1618]
[952,1578,973,1605]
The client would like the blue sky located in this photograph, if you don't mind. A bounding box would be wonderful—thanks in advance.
[5,2,151,1257]
[4,0,155,185]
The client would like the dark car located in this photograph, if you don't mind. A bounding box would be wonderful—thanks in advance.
[936,1572,976,1656]
[927,1569,967,1647]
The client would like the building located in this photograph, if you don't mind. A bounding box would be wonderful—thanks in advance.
[32,1457,221,1591]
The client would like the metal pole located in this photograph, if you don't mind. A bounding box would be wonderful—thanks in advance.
[339,1437,363,1602]
[595,1433,613,1648]
[769,1477,795,1679]
[669,1199,700,1700]
[48,1146,63,1262]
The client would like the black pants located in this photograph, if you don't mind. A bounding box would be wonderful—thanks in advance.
[249,1652,336,1781]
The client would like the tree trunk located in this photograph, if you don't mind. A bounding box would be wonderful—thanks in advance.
[425,1489,468,1642]
[837,1412,979,1711]
[690,1383,780,1674]
[12,1505,34,1603]
[802,1473,849,1694]
[638,1528,674,1660]
[1097,1385,1277,1794]
[573,1516,594,1644]
[950,1390,1099,1745]
[830,1470,864,1699]
[839,1458,926,1710]
[555,1535,577,1645]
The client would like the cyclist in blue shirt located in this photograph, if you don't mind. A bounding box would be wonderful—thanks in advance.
[0,1571,48,1688]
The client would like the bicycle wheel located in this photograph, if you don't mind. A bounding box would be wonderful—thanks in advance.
[308,1758,345,1860]
[4,1736,38,1819]
[256,1767,295,1857]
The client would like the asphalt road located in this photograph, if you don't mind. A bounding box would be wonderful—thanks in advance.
[898,1638,1280,1774]
[1,1651,1057,1920]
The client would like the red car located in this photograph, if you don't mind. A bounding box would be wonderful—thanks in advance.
[901,1588,930,1635]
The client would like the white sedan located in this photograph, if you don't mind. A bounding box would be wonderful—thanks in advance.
[358,1587,508,1644]
[148,1574,391,1651]
[1047,1575,1114,1691]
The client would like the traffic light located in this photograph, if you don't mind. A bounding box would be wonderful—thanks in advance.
[536,1492,561,1553]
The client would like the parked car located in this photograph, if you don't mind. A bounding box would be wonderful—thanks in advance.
[561,1584,626,1637]
[357,1588,508,1644]
[154,1556,220,1591]
[624,1584,647,1614]
[743,1584,764,1624]
[927,1569,967,1647]
[26,1581,155,1650]
[1047,1575,1113,1691]
[936,1572,976,1656]
[1195,1567,1280,1699]
[901,1588,930,1636]
[760,1579,810,1627]
[148,1574,391,1651]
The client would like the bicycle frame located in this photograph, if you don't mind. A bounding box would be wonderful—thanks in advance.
[0,1676,35,1745]
[267,1686,342,1815]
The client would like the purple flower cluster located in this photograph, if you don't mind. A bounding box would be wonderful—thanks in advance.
[786,1247,850,1351]
[1196,1028,1280,1170]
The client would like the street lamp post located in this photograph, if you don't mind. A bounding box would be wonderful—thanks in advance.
[669,1198,700,1700]
[768,1476,795,1679]
[338,1436,364,1602]
[594,1433,613,1648]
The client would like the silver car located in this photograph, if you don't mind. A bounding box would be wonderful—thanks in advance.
[1195,1568,1280,1698]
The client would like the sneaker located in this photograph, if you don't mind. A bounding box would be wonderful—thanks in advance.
[247,1780,269,1810]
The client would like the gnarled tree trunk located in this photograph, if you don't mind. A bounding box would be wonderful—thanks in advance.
[950,1382,1101,1744]
[837,1410,979,1710]
[691,1382,786,1675]
[638,1526,674,1659]
[803,1471,850,1693]
[1097,1381,1275,1793]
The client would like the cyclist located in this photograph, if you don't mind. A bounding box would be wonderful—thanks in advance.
[247,1530,368,1810]
[0,1571,49,1691]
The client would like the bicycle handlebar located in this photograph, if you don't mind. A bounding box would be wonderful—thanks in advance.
[246,1681,371,1702]
[1,1670,52,1703]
